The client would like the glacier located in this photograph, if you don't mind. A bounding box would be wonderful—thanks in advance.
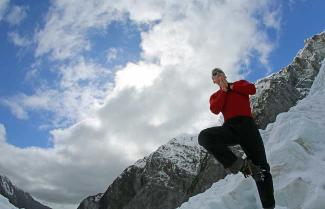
[177,58,325,209]
[0,195,21,209]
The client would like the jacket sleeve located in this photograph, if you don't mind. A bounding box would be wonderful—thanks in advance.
[209,91,227,115]
[232,80,256,95]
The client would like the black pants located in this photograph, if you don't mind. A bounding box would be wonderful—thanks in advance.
[198,116,275,208]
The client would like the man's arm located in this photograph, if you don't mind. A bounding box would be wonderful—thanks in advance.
[210,91,227,114]
[230,80,256,95]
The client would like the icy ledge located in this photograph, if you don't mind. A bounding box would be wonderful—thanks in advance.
[177,58,325,209]
[0,195,21,209]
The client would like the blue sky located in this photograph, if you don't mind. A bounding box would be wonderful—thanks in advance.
[249,0,325,81]
[0,0,324,149]
[1,0,145,148]
[1,1,325,208]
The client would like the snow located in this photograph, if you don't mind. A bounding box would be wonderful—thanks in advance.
[177,58,325,209]
[0,195,21,209]
[153,133,202,175]
[134,157,147,168]
[134,132,202,175]
[119,132,202,185]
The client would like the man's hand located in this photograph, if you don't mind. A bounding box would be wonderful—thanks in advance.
[219,77,228,92]
[212,74,230,92]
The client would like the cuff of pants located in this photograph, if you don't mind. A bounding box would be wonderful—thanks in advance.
[226,157,244,174]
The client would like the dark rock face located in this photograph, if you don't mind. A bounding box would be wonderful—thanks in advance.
[78,193,103,209]
[77,31,325,209]
[78,135,243,209]
[251,32,325,129]
[0,175,51,209]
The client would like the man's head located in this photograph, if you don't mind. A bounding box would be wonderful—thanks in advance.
[211,67,226,84]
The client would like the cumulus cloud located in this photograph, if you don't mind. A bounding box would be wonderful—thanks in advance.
[0,122,126,209]
[5,5,28,26]
[0,0,282,208]
[35,0,124,61]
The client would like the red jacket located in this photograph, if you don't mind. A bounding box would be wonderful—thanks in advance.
[209,80,256,121]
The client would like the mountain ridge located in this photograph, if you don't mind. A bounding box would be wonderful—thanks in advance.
[251,31,325,129]
[0,174,52,209]
[77,31,325,209]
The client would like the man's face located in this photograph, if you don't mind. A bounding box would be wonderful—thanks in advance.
[212,73,225,85]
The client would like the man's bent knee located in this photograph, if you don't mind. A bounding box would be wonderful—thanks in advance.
[198,129,209,147]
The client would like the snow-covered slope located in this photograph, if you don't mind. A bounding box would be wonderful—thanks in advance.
[0,174,51,209]
[0,194,21,209]
[177,59,325,209]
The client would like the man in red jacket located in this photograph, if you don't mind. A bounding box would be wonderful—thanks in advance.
[198,68,275,209]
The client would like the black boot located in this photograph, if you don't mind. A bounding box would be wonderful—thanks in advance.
[240,158,267,182]
[227,157,245,174]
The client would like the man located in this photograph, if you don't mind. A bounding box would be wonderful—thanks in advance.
[198,68,275,209]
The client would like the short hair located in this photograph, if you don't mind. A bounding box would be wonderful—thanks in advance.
[211,67,225,78]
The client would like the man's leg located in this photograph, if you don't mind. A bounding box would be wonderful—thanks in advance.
[237,117,276,209]
[198,125,242,171]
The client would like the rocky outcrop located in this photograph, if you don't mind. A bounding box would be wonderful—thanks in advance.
[77,31,325,209]
[77,135,244,209]
[78,193,103,209]
[0,174,51,209]
[251,32,325,129]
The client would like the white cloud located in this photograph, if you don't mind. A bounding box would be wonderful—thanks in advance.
[112,61,162,92]
[0,0,9,21]
[0,121,130,208]
[5,5,28,26]
[0,96,29,120]
[35,0,124,61]
[0,0,282,207]
[111,0,164,23]
[0,58,113,128]
[8,31,31,47]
